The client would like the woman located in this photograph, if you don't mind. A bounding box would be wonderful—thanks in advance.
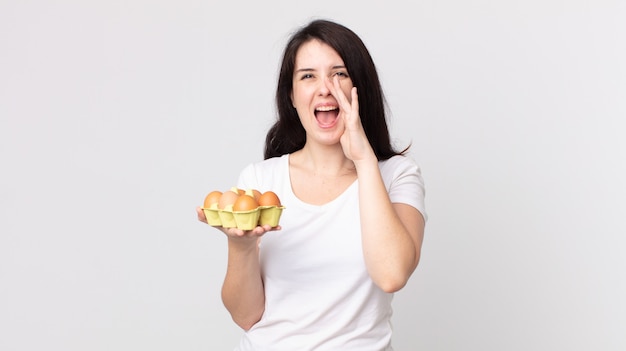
[197,19,426,350]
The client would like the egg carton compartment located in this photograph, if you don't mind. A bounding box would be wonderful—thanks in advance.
[203,207,222,226]
[218,209,237,228]
[259,206,285,227]
[233,208,261,230]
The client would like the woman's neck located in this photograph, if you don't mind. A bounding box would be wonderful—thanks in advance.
[292,144,356,177]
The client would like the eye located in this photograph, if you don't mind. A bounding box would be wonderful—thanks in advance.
[299,73,314,80]
[333,71,349,78]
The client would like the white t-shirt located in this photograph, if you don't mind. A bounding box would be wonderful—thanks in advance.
[234,154,427,351]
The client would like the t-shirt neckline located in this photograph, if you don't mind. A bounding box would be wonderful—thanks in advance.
[284,153,358,210]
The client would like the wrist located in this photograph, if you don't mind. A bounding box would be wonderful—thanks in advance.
[227,236,260,253]
[353,155,379,171]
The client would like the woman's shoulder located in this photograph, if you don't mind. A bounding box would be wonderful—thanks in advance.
[380,154,427,219]
[247,154,289,172]
[238,154,289,190]
[379,154,421,175]
[378,154,425,190]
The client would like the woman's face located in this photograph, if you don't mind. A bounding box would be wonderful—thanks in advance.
[291,39,354,147]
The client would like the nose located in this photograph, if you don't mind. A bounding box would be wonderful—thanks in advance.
[318,76,331,96]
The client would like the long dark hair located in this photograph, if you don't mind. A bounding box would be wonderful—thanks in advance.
[264,19,408,160]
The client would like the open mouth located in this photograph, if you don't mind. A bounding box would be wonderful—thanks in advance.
[314,105,339,128]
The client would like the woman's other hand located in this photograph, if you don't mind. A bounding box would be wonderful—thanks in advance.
[328,76,376,163]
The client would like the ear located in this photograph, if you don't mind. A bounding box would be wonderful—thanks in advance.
[290,92,295,108]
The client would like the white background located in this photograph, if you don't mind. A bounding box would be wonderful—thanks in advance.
[1,1,625,350]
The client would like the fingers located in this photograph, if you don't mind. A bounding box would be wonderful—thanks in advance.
[196,206,207,223]
[350,86,358,114]
[214,223,281,237]
[328,76,359,120]
[241,224,281,235]
[220,225,281,240]
[330,76,349,107]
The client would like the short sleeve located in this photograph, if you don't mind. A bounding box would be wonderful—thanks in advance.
[237,163,259,191]
[381,155,427,222]
[235,155,288,194]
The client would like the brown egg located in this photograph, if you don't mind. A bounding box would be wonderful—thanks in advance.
[258,191,281,206]
[218,190,239,210]
[203,190,222,208]
[233,194,259,212]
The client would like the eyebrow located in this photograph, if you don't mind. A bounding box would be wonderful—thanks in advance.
[294,65,347,73]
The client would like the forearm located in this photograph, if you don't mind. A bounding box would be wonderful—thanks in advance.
[221,238,265,330]
[355,158,421,293]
